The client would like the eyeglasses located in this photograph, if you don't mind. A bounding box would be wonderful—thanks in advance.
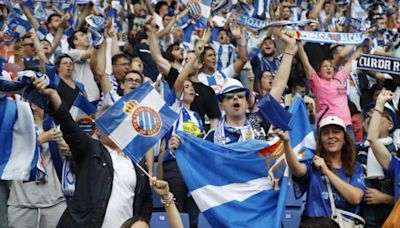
[124,78,142,84]
[223,91,247,100]
[23,43,34,47]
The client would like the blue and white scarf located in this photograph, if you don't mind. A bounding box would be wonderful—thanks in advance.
[213,117,255,145]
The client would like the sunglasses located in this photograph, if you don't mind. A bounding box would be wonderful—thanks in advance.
[223,91,247,100]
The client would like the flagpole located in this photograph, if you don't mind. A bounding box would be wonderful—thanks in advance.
[132,158,152,179]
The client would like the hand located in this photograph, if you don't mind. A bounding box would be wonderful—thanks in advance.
[39,128,62,144]
[32,77,55,97]
[106,25,117,38]
[151,177,170,199]
[313,155,329,174]
[60,14,70,30]
[376,89,395,106]
[57,140,72,157]
[230,24,243,41]
[247,69,254,82]
[194,40,205,57]
[144,15,155,32]
[275,128,290,143]
[168,134,181,153]
[365,188,390,205]
[281,30,298,54]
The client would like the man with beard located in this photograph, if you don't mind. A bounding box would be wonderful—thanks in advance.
[250,36,281,80]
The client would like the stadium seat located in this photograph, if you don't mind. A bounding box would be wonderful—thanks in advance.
[198,213,212,228]
[150,212,190,228]
[152,189,164,210]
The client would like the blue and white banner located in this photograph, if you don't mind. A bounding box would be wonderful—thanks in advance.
[357,54,400,76]
[0,70,55,109]
[231,13,316,31]
[287,96,316,161]
[0,97,38,180]
[293,30,367,45]
[3,12,32,44]
[95,82,179,162]
[175,132,288,227]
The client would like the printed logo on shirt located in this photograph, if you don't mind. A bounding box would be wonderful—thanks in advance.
[211,84,223,94]
[183,121,203,137]
[337,86,347,95]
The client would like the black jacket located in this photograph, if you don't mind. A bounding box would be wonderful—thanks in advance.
[52,104,152,228]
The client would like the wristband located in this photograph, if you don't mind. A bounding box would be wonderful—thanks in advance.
[284,51,295,56]
[373,108,385,116]
[160,192,175,208]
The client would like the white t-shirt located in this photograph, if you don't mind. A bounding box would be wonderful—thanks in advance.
[68,49,100,102]
[102,147,137,228]
[198,65,236,94]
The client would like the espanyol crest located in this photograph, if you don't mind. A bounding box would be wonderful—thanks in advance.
[123,100,162,136]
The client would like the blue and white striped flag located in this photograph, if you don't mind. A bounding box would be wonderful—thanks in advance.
[95,82,179,162]
[70,93,97,136]
[3,13,32,44]
[184,0,211,27]
[0,97,38,180]
[287,96,316,161]
[175,132,288,227]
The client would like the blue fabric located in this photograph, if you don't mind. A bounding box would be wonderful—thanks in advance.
[294,161,366,217]
[0,98,16,177]
[175,132,288,228]
[257,93,292,131]
[95,82,179,162]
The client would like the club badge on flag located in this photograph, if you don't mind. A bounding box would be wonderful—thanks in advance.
[95,82,179,162]
[185,0,211,27]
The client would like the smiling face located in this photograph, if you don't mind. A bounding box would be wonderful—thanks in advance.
[320,125,345,154]
[318,60,336,79]
[261,39,275,58]
[220,90,248,121]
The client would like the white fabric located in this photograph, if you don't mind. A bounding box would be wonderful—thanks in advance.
[102,147,137,228]
[198,65,235,94]
[191,177,273,212]
[365,137,392,178]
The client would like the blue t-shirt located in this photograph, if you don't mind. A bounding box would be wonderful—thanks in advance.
[294,161,366,218]
[387,156,400,202]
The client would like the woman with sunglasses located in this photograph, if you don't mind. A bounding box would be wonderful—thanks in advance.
[279,115,365,223]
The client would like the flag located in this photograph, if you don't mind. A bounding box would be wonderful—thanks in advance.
[70,93,97,136]
[0,97,38,180]
[257,93,293,131]
[3,13,32,44]
[95,82,179,162]
[184,0,211,27]
[287,96,316,161]
[175,132,288,227]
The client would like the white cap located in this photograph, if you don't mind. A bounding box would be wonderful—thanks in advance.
[319,115,346,131]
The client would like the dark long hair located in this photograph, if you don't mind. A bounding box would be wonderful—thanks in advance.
[316,129,356,177]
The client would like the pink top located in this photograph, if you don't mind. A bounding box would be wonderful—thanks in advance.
[310,69,351,126]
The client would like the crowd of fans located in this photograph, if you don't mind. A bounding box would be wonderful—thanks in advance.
[0,0,400,227]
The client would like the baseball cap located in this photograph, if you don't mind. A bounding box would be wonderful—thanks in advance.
[319,115,346,131]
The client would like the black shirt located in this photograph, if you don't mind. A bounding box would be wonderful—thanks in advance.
[304,43,332,70]
[191,82,221,128]
[57,79,80,110]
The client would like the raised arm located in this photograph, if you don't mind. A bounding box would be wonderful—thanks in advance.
[20,4,41,31]
[367,89,394,170]
[343,46,362,75]
[278,130,307,177]
[269,32,298,101]
[308,0,326,20]
[174,32,209,96]
[152,178,184,228]
[30,29,49,72]
[77,3,93,30]
[297,42,315,79]
[145,16,172,75]
[231,25,248,73]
